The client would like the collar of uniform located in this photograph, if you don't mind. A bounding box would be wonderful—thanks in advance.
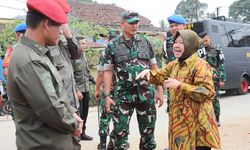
[134,35,142,42]
[19,36,49,56]
[207,42,217,50]
[118,34,141,43]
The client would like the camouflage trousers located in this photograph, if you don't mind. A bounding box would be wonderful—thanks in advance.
[98,99,113,138]
[107,94,157,150]
[213,85,220,117]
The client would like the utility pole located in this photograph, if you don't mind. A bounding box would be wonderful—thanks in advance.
[216,7,221,18]
[195,0,199,21]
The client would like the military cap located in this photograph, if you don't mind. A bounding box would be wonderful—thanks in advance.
[27,0,68,24]
[121,11,139,23]
[54,0,70,14]
[14,23,27,32]
[167,15,186,24]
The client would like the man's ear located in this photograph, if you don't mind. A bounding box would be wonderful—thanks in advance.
[43,19,50,31]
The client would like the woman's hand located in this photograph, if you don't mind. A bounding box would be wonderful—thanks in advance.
[136,69,150,81]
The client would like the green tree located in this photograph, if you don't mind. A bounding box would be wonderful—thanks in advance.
[175,0,208,22]
[0,20,23,51]
[207,12,216,19]
[159,19,167,30]
[229,0,250,23]
[68,15,108,68]
[144,34,164,67]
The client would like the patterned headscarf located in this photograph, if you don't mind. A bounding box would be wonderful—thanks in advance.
[174,30,203,59]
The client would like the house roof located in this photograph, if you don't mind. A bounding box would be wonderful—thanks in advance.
[69,2,152,27]
[86,41,106,48]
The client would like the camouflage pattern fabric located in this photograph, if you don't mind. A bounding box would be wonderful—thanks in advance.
[97,49,113,138]
[198,44,226,117]
[108,90,156,150]
[162,35,176,65]
[99,93,113,138]
[97,49,129,143]
[103,35,157,149]
[149,53,221,150]
[108,29,120,41]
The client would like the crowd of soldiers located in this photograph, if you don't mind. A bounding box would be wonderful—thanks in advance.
[3,0,226,150]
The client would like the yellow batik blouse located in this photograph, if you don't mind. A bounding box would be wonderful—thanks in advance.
[150,53,221,150]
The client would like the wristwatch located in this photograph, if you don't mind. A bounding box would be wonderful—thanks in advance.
[104,93,110,98]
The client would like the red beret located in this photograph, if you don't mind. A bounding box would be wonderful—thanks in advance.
[27,0,67,24]
[54,0,70,13]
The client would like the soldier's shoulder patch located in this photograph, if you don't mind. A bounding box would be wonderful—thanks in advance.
[107,42,115,48]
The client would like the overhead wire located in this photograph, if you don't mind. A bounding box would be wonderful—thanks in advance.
[0,4,24,10]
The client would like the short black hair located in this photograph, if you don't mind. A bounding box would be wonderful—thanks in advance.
[17,30,26,34]
[198,31,208,38]
[26,11,60,29]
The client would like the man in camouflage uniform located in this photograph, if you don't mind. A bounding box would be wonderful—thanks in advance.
[162,15,186,113]
[103,11,164,150]
[198,31,226,127]
[94,29,124,150]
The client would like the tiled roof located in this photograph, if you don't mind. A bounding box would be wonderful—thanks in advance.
[69,2,151,26]
[138,25,164,32]
[86,41,106,48]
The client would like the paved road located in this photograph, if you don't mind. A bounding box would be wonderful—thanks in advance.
[0,92,250,150]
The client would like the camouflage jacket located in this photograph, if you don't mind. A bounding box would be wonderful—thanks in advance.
[103,35,157,102]
[197,43,226,83]
[162,35,176,64]
[97,49,115,103]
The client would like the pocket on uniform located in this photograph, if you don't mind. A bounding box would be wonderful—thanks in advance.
[138,51,150,60]
[116,54,130,63]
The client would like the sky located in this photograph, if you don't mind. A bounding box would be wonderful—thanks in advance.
[0,0,236,27]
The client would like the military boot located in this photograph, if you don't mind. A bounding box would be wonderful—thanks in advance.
[216,115,221,127]
[97,136,106,150]
[81,126,93,140]
[124,142,130,149]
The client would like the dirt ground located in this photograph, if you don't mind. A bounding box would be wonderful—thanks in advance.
[81,116,250,150]
[0,110,249,150]
[1,94,250,150]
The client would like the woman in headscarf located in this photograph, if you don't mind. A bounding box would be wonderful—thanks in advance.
[136,30,220,150]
